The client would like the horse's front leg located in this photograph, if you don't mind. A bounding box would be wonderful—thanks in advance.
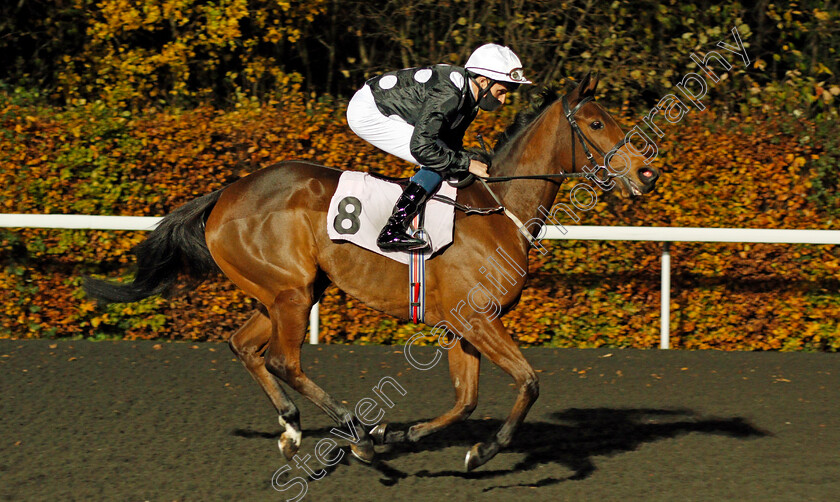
[372,336,480,445]
[458,316,539,471]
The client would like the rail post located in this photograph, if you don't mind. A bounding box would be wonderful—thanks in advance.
[309,303,320,344]
[660,241,671,349]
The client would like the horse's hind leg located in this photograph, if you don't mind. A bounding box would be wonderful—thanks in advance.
[264,287,377,463]
[229,311,302,460]
[374,336,480,445]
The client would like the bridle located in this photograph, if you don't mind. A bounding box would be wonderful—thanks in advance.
[560,94,629,189]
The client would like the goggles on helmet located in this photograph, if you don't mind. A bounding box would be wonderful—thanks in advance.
[466,66,528,83]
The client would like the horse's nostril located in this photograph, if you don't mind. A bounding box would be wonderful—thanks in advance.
[637,167,658,184]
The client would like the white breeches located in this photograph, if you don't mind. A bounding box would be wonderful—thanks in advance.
[346,84,421,166]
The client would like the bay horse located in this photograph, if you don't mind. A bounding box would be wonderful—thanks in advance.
[84,73,660,471]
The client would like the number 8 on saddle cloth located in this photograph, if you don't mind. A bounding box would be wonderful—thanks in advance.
[326,171,457,264]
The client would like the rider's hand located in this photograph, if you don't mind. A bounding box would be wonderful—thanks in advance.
[468,159,489,178]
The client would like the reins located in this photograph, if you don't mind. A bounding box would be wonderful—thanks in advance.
[431,172,586,212]
[482,172,589,182]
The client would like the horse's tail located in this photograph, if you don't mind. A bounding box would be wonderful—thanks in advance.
[83,189,225,304]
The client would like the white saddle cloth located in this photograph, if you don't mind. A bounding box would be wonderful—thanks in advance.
[326,171,457,264]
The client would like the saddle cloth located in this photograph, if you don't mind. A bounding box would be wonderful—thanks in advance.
[326,171,457,264]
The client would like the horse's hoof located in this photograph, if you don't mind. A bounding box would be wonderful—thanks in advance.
[350,441,376,464]
[465,442,499,471]
[278,433,300,461]
[465,442,484,471]
[277,418,302,461]
[370,423,388,446]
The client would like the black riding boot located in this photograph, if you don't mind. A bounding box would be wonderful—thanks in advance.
[377,182,431,251]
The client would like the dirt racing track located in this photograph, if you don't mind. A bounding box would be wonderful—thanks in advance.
[1,340,837,501]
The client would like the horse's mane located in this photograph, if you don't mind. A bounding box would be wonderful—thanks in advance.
[491,88,562,159]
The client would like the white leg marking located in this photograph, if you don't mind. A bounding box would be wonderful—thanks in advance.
[278,415,302,449]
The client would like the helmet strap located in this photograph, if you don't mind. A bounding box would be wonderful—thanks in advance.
[470,76,495,101]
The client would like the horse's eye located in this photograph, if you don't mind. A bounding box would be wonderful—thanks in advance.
[590,121,604,130]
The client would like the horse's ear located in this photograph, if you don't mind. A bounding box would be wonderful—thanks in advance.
[569,71,595,102]
[578,71,592,93]
[582,72,599,98]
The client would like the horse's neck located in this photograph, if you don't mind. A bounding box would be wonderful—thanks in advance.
[491,106,568,231]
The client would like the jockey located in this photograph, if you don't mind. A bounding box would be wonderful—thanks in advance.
[346,43,532,251]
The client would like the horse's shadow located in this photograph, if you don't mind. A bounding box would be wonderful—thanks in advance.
[234,407,768,487]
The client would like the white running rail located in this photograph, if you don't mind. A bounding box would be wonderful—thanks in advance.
[0,214,162,231]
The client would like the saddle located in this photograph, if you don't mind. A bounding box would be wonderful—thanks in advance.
[326,171,458,265]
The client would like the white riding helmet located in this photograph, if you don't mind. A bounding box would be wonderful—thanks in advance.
[464,43,533,85]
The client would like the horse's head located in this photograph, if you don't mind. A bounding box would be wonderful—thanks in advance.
[560,72,660,197]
